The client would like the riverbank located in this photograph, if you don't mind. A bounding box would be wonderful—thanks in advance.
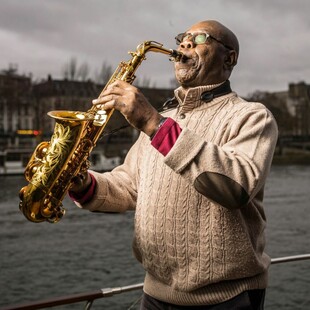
[272,147,310,165]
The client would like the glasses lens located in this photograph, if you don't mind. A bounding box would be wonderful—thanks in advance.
[194,33,208,45]
[175,32,210,45]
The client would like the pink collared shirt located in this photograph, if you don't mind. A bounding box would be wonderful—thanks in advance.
[151,117,182,156]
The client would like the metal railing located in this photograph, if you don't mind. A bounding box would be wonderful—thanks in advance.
[1,254,310,310]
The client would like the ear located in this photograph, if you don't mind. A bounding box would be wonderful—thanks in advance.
[224,50,238,70]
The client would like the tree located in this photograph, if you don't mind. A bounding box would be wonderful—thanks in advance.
[62,57,92,81]
[77,61,90,81]
[95,61,113,84]
[62,57,78,80]
[135,76,152,88]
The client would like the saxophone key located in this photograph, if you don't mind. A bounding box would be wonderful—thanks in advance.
[94,110,107,126]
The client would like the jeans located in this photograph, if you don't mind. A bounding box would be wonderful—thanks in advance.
[140,289,265,310]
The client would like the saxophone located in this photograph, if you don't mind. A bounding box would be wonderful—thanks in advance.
[19,41,182,223]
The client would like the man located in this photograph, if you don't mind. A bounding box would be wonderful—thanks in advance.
[70,20,278,309]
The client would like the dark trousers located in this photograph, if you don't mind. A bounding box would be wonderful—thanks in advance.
[140,289,265,310]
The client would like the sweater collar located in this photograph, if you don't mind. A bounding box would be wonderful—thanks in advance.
[174,81,230,113]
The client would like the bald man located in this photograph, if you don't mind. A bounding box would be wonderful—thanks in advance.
[70,20,278,309]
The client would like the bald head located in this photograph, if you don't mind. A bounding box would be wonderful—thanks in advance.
[191,20,239,55]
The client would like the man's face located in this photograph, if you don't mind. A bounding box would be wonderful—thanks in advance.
[174,22,227,88]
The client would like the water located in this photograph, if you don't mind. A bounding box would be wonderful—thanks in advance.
[0,165,309,309]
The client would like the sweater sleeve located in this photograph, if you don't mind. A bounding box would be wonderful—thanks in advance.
[72,135,144,213]
[164,106,278,209]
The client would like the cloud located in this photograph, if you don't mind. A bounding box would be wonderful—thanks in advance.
[0,0,309,96]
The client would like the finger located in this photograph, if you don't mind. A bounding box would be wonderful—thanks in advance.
[101,99,126,111]
[92,94,114,105]
[105,82,126,96]
[108,80,130,90]
[105,80,135,96]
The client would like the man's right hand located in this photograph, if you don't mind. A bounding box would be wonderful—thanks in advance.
[70,172,92,194]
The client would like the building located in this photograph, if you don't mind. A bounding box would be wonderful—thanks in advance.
[288,82,310,136]
[0,68,36,151]
[32,75,174,158]
[33,75,101,136]
[1,69,309,166]
[246,81,310,138]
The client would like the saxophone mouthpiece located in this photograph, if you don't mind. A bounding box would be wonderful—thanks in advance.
[170,50,183,62]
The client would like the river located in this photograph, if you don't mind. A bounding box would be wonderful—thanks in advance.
[0,165,309,309]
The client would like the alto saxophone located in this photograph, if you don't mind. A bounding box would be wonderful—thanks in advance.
[19,41,182,223]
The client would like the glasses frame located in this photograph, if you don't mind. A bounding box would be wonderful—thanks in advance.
[175,32,233,51]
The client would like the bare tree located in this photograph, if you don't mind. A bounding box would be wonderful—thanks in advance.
[134,76,153,88]
[77,61,90,81]
[62,57,78,80]
[95,61,113,84]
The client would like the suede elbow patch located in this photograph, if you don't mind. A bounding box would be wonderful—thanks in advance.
[194,172,250,209]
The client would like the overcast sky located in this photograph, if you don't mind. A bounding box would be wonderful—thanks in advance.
[0,0,309,97]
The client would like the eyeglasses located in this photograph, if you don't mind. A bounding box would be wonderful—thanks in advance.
[175,32,233,50]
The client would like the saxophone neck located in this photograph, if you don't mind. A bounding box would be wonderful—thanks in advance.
[135,41,182,62]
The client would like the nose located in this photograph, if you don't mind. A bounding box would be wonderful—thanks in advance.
[180,39,195,49]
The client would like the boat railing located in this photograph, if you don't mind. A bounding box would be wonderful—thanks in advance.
[1,254,310,310]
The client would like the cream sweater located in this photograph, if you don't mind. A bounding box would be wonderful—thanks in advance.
[76,85,278,305]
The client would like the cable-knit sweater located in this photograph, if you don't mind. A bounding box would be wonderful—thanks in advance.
[75,85,278,305]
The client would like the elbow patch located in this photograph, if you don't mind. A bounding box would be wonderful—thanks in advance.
[194,172,250,209]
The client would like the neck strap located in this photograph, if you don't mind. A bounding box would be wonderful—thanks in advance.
[200,80,232,103]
